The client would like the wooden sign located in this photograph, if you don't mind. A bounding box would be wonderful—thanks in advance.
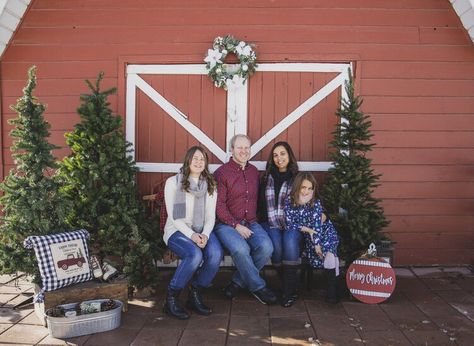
[346,256,396,304]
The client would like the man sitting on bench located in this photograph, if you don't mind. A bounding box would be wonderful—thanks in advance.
[213,134,277,305]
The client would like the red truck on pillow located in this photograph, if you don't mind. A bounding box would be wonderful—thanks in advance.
[57,253,85,270]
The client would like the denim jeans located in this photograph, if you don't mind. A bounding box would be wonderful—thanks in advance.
[167,231,223,291]
[262,222,303,266]
[213,221,273,292]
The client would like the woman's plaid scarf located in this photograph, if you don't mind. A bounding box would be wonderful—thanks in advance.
[265,174,291,229]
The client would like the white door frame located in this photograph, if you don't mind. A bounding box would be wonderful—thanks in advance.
[126,63,351,173]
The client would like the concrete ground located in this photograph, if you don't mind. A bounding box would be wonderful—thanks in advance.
[0,266,473,346]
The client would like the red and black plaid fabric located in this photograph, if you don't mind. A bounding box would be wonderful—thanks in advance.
[214,159,259,228]
[150,180,168,232]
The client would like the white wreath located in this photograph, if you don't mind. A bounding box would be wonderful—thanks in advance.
[204,35,257,90]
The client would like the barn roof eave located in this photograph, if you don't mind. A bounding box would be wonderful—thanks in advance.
[0,0,31,59]
[451,0,474,43]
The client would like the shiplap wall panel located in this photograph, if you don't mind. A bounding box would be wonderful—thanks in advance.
[376,182,474,199]
[363,61,474,79]
[372,132,474,148]
[419,26,470,44]
[361,79,474,96]
[21,8,460,27]
[1,95,118,114]
[390,215,474,233]
[371,114,474,131]
[376,165,474,182]
[382,199,472,216]
[6,44,474,63]
[370,148,474,164]
[31,0,450,10]
[1,0,473,265]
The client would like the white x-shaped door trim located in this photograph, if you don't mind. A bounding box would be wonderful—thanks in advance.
[126,63,351,172]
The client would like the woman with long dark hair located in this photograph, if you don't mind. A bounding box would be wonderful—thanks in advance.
[258,141,300,307]
[163,146,223,319]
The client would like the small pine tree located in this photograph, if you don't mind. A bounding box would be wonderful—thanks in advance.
[59,72,160,288]
[0,66,69,283]
[321,69,389,264]
[123,212,163,290]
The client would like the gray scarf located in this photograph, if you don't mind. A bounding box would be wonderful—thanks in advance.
[173,173,208,233]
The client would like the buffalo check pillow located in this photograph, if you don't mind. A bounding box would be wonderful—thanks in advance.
[23,229,93,302]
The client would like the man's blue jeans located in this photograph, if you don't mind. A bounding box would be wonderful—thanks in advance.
[167,231,223,291]
[213,222,273,292]
[262,222,303,266]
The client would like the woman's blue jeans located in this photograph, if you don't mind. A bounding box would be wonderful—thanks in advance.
[213,222,273,292]
[262,222,303,266]
[167,231,223,291]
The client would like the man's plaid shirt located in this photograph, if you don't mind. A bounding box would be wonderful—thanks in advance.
[214,158,259,228]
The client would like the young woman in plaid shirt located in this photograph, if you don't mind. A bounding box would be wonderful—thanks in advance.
[258,141,300,307]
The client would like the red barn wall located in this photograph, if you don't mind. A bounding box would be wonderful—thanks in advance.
[1,0,473,265]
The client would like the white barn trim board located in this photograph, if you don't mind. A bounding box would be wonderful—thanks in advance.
[126,63,351,173]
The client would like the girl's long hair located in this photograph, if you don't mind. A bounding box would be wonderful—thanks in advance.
[289,172,318,207]
[180,146,216,195]
[262,141,299,183]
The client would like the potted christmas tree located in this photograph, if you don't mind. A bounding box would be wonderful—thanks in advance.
[58,72,161,291]
[321,69,390,267]
[0,66,70,283]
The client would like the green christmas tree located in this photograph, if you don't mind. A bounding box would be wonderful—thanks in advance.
[59,72,160,289]
[0,66,69,283]
[123,211,163,290]
[321,69,389,264]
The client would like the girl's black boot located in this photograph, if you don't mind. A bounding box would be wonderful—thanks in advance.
[324,269,339,304]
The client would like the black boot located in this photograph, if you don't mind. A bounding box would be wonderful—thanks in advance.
[163,288,190,319]
[281,265,298,308]
[324,269,339,304]
[274,265,283,282]
[186,286,212,316]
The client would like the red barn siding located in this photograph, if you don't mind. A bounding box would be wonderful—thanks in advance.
[1,0,473,265]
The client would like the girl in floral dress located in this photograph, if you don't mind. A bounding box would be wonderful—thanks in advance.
[284,172,340,303]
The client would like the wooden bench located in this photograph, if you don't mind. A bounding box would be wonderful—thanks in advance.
[34,279,128,325]
[142,185,346,290]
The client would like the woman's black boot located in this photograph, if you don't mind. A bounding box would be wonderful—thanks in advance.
[324,269,339,304]
[186,286,212,315]
[275,265,283,281]
[163,288,190,319]
[281,265,298,308]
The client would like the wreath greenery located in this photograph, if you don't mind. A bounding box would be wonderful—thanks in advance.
[204,35,257,90]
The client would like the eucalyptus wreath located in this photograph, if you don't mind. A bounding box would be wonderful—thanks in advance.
[204,35,257,90]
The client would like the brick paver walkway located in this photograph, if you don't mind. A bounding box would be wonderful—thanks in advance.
[0,266,473,345]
